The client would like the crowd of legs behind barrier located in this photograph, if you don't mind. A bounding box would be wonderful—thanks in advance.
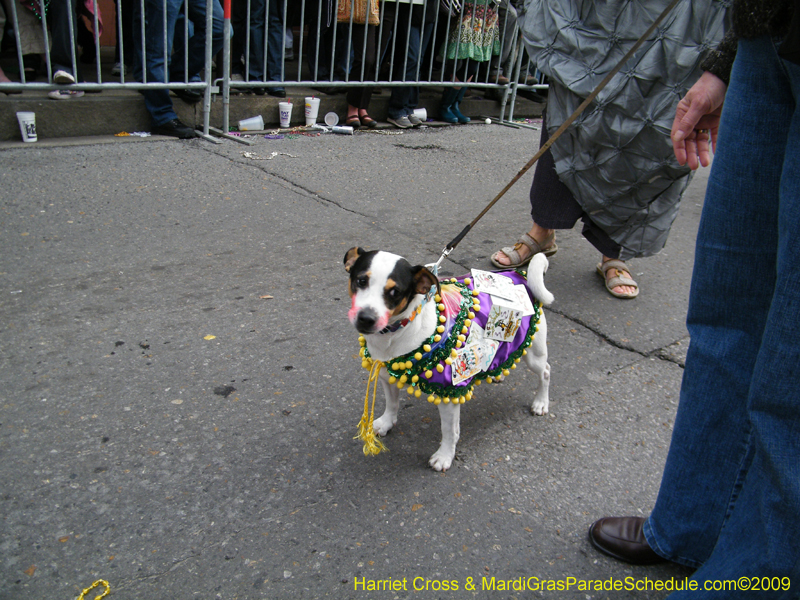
[0,0,548,139]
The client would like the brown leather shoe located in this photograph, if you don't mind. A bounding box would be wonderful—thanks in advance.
[588,517,667,565]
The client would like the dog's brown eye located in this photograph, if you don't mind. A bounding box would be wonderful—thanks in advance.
[356,276,368,288]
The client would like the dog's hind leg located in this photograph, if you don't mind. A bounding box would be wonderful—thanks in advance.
[373,378,400,436]
[429,402,460,471]
[524,313,551,415]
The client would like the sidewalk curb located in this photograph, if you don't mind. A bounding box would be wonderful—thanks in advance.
[0,87,543,141]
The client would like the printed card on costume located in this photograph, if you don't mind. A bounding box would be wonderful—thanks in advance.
[466,323,500,371]
[471,269,517,300]
[508,284,536,316]
[485,299,524,342]
[451,343,485,385]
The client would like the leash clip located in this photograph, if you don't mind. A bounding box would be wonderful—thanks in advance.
[427,246,452,277]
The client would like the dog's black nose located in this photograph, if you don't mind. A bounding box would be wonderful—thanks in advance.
[355,309,378,333]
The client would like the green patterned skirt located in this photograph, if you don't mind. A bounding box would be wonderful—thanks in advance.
[442,0,501,62]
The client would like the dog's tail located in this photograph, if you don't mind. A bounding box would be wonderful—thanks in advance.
[526,253,554,307]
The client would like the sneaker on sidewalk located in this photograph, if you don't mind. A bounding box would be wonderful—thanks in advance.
[407,114,422,126]
[54,69,76,84]
[48,89,85,100]
[388,115,413,129]
[111,62,122,76]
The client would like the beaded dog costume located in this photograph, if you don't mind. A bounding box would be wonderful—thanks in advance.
[356,270,542,455]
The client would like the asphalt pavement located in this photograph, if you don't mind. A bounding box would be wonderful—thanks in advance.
[0,122,708,599]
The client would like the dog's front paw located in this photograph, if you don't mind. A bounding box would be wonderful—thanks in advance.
[531,399,549,416]
[372,414,396,437]
[428,448,455,472]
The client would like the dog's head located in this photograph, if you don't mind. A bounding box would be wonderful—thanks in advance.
[344,247,439,335]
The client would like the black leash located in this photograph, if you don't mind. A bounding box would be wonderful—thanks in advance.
[431,0,684,271]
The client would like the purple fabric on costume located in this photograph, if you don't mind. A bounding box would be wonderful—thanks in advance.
[424,270,538,391]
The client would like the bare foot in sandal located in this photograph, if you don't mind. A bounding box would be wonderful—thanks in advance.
[491,223,557,268]
[597,257,639,298]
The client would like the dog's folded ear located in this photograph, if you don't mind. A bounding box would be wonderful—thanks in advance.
[344,247,364,272]
[412,266,440,298]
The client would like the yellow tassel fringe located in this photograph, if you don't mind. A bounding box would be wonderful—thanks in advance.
[355,360,389,456]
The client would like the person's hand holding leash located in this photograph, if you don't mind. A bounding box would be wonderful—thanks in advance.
[672,71,728,170]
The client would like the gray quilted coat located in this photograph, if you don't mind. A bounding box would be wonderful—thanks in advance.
[518,0,730,258]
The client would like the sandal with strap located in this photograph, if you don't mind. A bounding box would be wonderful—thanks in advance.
[490,231,558,269]
[360,115,378,128]
[345,116,361,129]
[596,259,639,299]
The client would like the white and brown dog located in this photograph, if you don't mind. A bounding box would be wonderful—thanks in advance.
[344,247,553,471]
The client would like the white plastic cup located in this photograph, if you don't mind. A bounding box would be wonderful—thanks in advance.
[16,112,37,142]
[238,115,264,131]
[278,102,293,128]
[324,111,339,127]
[412,108,427,121]
[304,97,321,126]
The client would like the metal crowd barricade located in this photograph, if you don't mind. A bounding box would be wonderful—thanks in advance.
[215,0,548,139]
[0,0,219,140]
[0,0,547,141]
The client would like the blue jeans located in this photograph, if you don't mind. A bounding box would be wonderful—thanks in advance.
[231,0,284,86]
[383,3,420,119]
[48,0,79,77]
[387,25,420,119]
[388,20,435,119]
[643,36,800,597]
[133,0,224,126]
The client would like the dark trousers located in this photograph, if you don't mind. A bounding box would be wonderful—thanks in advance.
[530,110,622,259]
[345,23,378,109]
